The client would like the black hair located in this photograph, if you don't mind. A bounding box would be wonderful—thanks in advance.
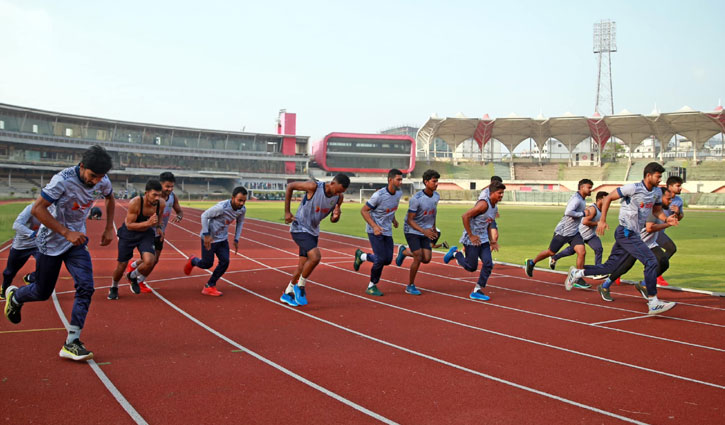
[489,181,506,193]
[232,186,248,197]
[578,178,594,189]
[81,145,113,174]
[490,175,503,184]
[333,173,351,189]
[422,169,440,182]
[159,172,176,183]
[643,162,665,178]
[145,179,162,192]
[596,191,608,200]
[388,168,403,180]
[666,175,683,186]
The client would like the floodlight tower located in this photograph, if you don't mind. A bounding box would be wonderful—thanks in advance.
[593,19,617,115]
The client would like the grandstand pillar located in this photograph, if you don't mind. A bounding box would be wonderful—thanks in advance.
[277,111,297,174]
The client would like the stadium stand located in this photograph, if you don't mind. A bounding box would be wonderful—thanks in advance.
[513,163,559,181]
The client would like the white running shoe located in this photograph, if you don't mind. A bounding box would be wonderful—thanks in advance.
[648,299,676,316]
[564,266,578,291]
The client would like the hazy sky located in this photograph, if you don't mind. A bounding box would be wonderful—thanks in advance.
[1,0,723,140]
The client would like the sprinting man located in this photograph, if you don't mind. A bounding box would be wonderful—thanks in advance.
[549,190,608,269]
[281,175,349,306]
[443,181,506,300]
[108,180,165,300]
[4,145,114,361]
[184,187,247,296]
[394,169,441,295]
[124,172,183,291]
[525,179,593,288]
[656,176,684,286]
[565,162,678,315]
[597,211,672,302]
[354,169,404,297]
[481,176,503,243]
[88,206,102,220]
[1,203,40,300]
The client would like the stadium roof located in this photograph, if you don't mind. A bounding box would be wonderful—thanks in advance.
[417,107,725,162]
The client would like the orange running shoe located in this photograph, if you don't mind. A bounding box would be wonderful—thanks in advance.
[201,285,222,297]
[125,260,138,275]
[615,277,621,285]
[184,257,195,275]
[138,282,152,293]
[657,276,669,286]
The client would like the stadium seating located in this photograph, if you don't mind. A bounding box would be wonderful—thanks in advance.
[513,163,559,181]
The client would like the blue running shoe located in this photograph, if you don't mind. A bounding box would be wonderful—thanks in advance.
[443,246,458,264]
[396,245,407,267]
[469,290,490,301]
[525,259,535,277]
[280,292,299,307]
[293,285,307,306]
[405,284,421,295]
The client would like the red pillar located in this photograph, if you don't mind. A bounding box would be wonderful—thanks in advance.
[278,112,297,174]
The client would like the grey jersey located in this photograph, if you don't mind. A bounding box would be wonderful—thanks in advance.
[617,182,662,232]
[641,214,661,249]
[554,192,587,237]
[161,191,175,231]
[578,203,601,241]
[290,181,340,236]
[200,199,245,243]
[664,195,684,218]
[12,204,41,250]
[365,186,403,236]
[404,190,439,235]
[460,197,498,245]
[36,166,113,256]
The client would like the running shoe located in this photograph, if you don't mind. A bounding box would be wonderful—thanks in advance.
[201,285,223,296]
[548,257,556,270]
[443,246,458,264]
[656,276,669,286]
[648,299,676,316]
[183,257,195,275]
[564,266,577,291]
[598,285,613,302]
[395,245,407,267]
[4,286,22,324]
[293,285,307,306]
[280,292,298,307]
[573,278,592,289]
[107,287,119,300]
[127,272,140,294]
[634,282,649,300]
[125,260,138,275]
[469,290,490,301]
[365,285,383,296]
[441,241,450,249]
[22,273,35,285]
[353,249,364,271]
[0,283,7,300]
[525,259,535,277]
[59,339,93,361]
[405,284,421,295]
[138,281,152,293]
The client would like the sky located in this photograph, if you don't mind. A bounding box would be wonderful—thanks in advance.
[1,0,723,141]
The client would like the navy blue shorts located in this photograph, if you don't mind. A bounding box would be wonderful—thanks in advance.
[291,232,319,257]
[117,231,155,262]
[548,232,583,253]
[404,233,432,252]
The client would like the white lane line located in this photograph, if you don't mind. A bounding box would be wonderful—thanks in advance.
[51,292,148,425]
[159,237,398,425]
[166,222,652,425]
[591,316,655,326]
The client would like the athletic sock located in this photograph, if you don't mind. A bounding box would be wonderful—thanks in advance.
[298,277,307,287]
[367,282,375,289]
[285,282,295,293]
[66,325,81,344]
[111,279,120,288]
[360,253,368,262]
[136,273,146,283]
[574,269,585,279]
[602,278,612,289]
[648,295,659,304]
[130,270,138,279]
[474,284,483,292]
[132,260,140,268]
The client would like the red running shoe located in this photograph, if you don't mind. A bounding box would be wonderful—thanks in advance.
[615,277,621,285]
[125,260,138,275]
[184,257,195,275]
[201,285,222,297]
[657,276,669,286]
[138,282,152,293]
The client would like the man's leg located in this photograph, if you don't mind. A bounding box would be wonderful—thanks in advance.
[6,251,64,324]
[587,236,604,265]
[207,240,230,287]
[2,247,35,298]
[657,232,677,260]
[455,245,481,272]
[193,239,216,270]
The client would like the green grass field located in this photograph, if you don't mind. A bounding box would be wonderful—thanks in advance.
[1,200,720,292]
[180,200,725,293]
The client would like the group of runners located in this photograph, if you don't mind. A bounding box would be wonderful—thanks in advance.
[2,145,683,362]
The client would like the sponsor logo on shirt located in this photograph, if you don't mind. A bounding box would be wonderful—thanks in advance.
[71,200,94,211]
[385,206,399,213]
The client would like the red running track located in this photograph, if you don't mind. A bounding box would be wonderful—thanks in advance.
[1,202,723,424]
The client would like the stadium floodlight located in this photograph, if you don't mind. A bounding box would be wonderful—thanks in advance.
[593,19,617,115]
